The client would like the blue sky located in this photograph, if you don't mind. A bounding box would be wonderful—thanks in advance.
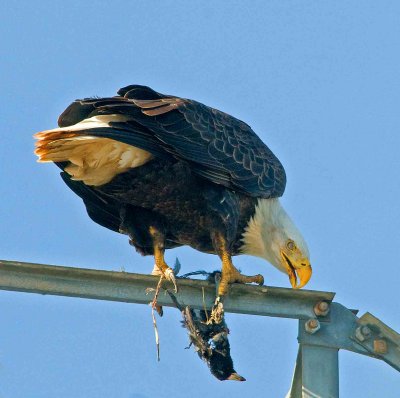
[1,1,399,397]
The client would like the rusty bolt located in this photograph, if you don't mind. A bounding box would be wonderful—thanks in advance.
[305,318,321,334]
[355,325,372,342]
[373,339,388,354]
[314,301,330,317]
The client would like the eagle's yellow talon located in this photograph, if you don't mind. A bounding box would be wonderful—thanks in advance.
[254,274,264,285]
[151,264,178,293]
[214,233,265,297]
[217,268,264,297]
[164,267,178,293]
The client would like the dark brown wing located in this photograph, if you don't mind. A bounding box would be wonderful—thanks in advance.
[58,85,286,198]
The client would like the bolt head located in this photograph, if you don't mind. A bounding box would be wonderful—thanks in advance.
[309,319,319,328]
[361,325,371,337]
[314,301,330,316]
[319,301,329,311]
[355,325,372,341]
[305,318,321,334]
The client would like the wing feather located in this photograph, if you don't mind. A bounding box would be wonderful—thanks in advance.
[51,85,286,198]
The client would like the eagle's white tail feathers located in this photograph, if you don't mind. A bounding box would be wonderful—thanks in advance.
[34,115,153,186]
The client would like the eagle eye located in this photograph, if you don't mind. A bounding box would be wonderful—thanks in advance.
[286,240,295,251]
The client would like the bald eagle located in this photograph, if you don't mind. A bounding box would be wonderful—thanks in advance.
[34,85,311,296]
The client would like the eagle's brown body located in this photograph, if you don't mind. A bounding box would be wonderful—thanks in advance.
[42,84,285,262]
[71,157,258,256]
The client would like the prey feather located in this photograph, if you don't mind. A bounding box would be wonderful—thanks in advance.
[168,272,245,381]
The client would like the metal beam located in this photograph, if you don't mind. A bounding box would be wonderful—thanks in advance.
[1,259,400,396]
[0,260,334,319]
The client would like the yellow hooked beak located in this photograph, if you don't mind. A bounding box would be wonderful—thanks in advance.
[281,251,312,289]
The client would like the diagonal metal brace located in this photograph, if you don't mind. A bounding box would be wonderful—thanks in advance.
[351,312,400,372]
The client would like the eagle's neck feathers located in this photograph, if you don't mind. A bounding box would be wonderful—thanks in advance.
[240,198,305,272]
[240,198,280,257]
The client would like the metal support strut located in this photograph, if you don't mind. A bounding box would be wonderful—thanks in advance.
[288,345,339,398]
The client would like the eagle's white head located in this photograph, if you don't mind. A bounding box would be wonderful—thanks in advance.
[240,198,312,289]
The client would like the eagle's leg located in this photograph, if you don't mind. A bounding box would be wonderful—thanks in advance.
[149,226,177,293]
[213,233,264,297]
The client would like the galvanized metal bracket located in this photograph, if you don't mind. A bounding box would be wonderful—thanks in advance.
[299,302,373,357]
[287,303,400,397]
[297,303,400,371]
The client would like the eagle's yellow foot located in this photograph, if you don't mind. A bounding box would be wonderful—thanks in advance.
[148,225,177,317]
[150,262,177,317]
[213,232,264,297]
[150,226,178,293]
[218,262,264,297]
[151,263,178,293]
